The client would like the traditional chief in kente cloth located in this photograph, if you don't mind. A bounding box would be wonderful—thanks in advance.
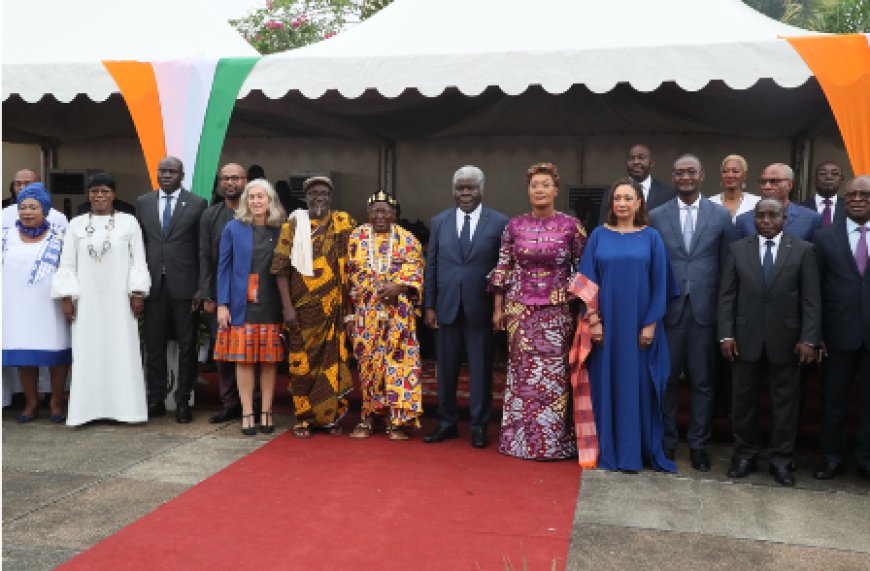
[270,176,357,438]
[346,191,425,440]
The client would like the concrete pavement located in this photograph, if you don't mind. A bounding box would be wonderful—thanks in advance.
[3,405,870,570]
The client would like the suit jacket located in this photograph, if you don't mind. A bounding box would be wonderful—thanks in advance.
[217,220,280,327]
[136,188,207,299]
[799,195,846,224]
[198,202,236,301]
[735,201,821,242]
[598,178,676,225]
[812,219,870,351]
[423,206,508,327]
[718,234,821,363]
[649,197,738,327]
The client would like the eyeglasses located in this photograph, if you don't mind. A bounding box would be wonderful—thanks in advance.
[754,211,783,220]
[219,175,244,182]
[306,190,331,198]
[844,191,870,201]
[673,169,700,178]
[88,188,113,194]
[759,178,788,185]
[157,168,181,175]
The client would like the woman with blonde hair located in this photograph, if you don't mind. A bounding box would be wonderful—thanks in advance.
[710,154,760,221]
[215,179,287,435]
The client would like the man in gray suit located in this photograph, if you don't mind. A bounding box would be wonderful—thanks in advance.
[136,156,207,423]
[423,165,508,448]
[719,198,821,486]
[650,154,737,471]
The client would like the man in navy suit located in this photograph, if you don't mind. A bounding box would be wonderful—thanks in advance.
[650,155,737,471]
[800,161,847,226]
[812,175,870,481]
[598,143,676,225]
[423,165,508,448]
[735,163,821,241]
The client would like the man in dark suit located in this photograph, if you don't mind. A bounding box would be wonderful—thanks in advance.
[598,143,675,225]
[812,175,870,481]
[735,163,821,241]
[423,165,508,448]
[649,154,737,471]
[719,198,821,486]
[199,163,247,423]
[136,156,207,423]
[800,160,847,226]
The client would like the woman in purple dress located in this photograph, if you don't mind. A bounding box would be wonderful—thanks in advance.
[490,163,586,460]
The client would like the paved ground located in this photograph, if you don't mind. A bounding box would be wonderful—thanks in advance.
[3,404,870,570]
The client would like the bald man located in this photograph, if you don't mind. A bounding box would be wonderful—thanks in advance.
[2,169,67,228]
[199,163,248,422]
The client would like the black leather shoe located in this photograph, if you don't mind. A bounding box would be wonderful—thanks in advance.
[769,463,796,487]
[689,448,711,472]
[208,406,241,424]
[423,425,458,443]
[664,448,676,461]
[176,402,193,424]
[855,464,870,481]
[727,457,757,478]
[147,401,166,418]
[812,461,844,480]
[471,428,488,449]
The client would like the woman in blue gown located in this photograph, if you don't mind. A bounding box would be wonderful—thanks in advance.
[571,178,677,472]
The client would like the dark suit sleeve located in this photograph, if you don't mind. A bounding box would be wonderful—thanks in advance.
[198,208,215,300]
[800,245,822,346]
[720,210,740,266]
[216,223,233,308]
[423,214,440,309]
[718,245,738,341]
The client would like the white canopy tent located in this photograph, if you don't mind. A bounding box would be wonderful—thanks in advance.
[243,0,817,99]
[2,0,259,103]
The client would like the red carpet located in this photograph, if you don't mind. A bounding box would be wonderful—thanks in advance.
[60,423,581,570]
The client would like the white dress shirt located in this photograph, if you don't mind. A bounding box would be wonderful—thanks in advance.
[455,203,482,240]
[758,232,783,265]
[846,217,869,258]
[158,188,181,227]
[678,195,701,229]
[814,194,839,215]
[639,175,652,202]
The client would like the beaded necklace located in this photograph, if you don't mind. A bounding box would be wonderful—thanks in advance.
[85,212,115,262]
[368,224,394,322]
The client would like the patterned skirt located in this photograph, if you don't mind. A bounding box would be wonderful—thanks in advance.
[214,323,285,364]
[499,300,577,460]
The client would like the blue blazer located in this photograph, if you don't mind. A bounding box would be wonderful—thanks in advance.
[649,197,738,327]
[813,219,870,352]
[423,206,508,327]
[217,220,280,327]
[735,201,821,242]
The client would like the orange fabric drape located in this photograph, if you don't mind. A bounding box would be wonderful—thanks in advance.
[102,61,167,189]
[787,34,870,174]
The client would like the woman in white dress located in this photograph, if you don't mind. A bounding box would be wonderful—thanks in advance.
[51,173,151,426]
[709,154,761,222]
[2,183,71,423]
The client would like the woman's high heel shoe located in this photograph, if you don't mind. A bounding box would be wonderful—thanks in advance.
[241,413,257,436]
[260,411,274,434]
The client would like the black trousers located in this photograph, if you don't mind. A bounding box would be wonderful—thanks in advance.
[732,354,801,468]
[820,347,870,468]
[144,279,199,405]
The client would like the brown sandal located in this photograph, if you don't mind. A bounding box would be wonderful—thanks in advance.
[387,426,409,441]
[326,425,343,436]
[292,422,312,439]
[349,421,373,439]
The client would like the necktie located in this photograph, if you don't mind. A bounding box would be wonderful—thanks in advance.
[683,206,694,252]
[856,226,868,276]
[162,193,173,235]
[459,214,471,258]
[822,198,832,226]
[763,239,775,286]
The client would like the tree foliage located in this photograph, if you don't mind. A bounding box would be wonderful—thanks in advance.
[230,0,393,54]
[742,0,869,32]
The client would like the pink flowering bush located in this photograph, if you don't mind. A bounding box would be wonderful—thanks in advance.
[230,0,392,54]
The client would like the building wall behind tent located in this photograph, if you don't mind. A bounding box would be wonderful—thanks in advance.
[4,133,851,224]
